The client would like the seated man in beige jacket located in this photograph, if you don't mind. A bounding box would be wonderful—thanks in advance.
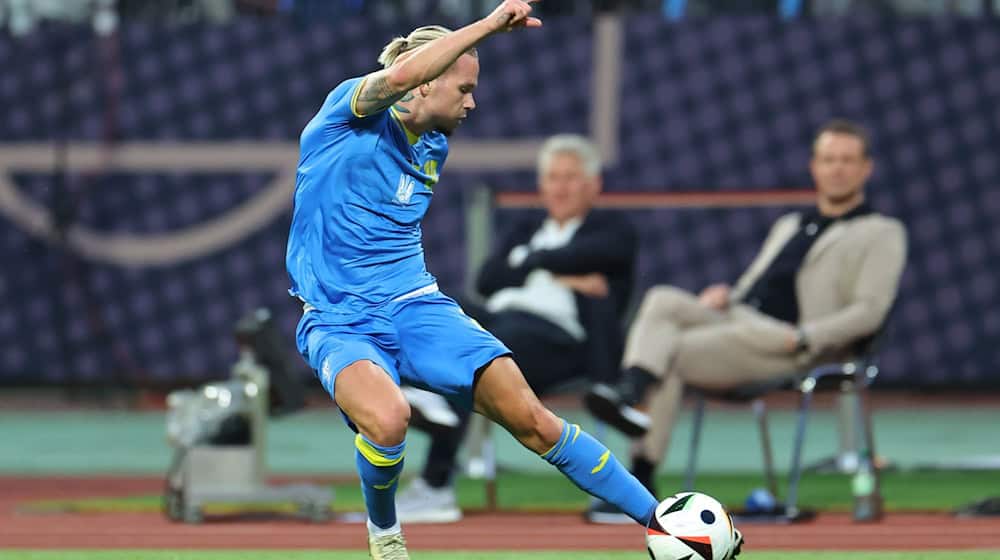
[583,119,907,523]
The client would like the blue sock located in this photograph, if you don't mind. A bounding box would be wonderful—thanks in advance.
[542,419,657,525]
[354,433,405,529]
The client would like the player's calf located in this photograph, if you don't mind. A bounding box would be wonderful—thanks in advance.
[541,418,658,525]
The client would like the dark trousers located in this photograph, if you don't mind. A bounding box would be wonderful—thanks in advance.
[420,300,587,487]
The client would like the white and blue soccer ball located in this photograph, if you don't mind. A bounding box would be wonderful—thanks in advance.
[646,492,742,560]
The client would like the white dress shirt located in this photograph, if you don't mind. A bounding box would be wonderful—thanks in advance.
[485,217,586,341]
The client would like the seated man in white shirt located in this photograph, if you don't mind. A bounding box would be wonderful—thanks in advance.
[396,134,638,522]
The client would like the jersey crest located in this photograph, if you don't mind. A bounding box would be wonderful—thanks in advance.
[395,174,416,205]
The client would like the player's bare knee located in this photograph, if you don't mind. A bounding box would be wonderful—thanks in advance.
[365,399,411,446]
[510,401,562,454]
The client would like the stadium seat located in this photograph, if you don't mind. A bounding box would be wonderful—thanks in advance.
[683,321,892,522]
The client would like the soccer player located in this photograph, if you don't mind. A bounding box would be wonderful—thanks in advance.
[285,2,658,558]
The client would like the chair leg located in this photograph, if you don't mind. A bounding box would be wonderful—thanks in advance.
[482,420,497,511]
[852,375,884,521]
[684,396,706,492]
[855,380,878,470]
[801,383,862,474]
[836,389,860,471]
[753,398,779,499]
[785,387,814,519]
[465,415,497,511]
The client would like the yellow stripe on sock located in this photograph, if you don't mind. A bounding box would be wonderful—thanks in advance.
[541,420,570,458]
[591,450,610,474]
[372,473,400,490]
[355,434,404,468]
[571,424,581,444]
[553,432,572,458]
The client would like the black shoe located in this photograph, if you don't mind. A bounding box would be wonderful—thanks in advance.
[618,367,658,405]
[630,455,658,496]
[955,496,1000,517]
[584,383,651,437]
[584,499,633,525]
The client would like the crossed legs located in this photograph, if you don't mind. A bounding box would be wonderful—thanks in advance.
[588,285,802,467]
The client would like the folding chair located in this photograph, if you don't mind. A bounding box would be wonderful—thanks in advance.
[684,324,890,522]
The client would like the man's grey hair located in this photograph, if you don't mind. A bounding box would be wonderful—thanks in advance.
[537,134,602,178]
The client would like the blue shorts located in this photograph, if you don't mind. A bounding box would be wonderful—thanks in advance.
[295,289,510,414]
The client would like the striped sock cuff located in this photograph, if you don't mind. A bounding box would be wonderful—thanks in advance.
[355,434,405,467]
[541,419,583,462]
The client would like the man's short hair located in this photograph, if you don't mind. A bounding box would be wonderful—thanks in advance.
[814,119,871,157]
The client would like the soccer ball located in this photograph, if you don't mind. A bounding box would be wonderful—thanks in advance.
[646,492,740,560]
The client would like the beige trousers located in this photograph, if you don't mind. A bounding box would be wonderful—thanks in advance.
[621,286,808,463]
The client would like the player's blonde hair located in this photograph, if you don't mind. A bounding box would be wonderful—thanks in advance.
[378,25,477,68]
[537,134,603,178]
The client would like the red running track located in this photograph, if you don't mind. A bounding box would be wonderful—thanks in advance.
[2,477,1000,551]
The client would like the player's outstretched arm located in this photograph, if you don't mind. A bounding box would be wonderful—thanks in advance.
[353,0,542,116]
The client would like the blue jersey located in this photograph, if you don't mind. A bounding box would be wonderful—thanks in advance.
[286,77,449,313]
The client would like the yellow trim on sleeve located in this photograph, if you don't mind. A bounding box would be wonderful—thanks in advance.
[355,434,405,467]
[571,424,581,444]
[349,76,369,118]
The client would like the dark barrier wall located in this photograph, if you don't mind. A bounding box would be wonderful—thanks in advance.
[0,18,997,388]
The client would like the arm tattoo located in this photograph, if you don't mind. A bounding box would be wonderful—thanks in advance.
[392,92,414,114]
[356,75,402,114]
[359,75,394,103]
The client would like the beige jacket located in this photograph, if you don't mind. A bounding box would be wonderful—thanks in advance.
[730,210,907,359]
